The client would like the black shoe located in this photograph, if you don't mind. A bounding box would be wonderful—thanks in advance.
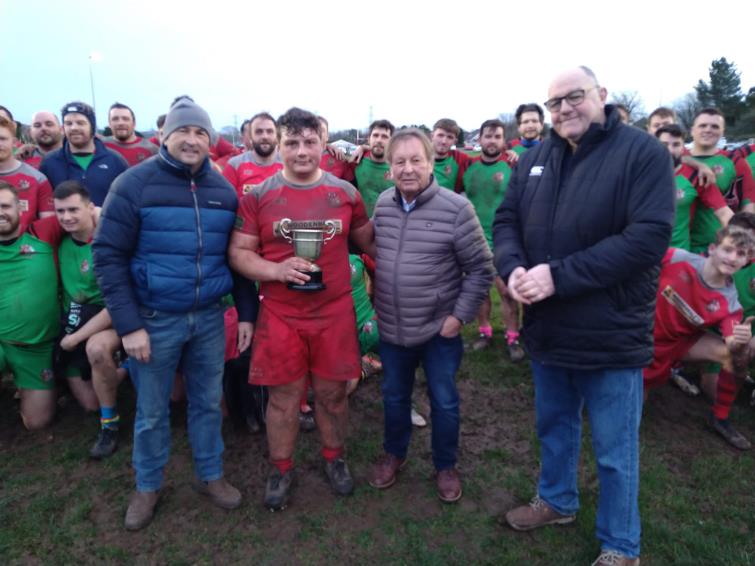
[299,411,316,432]
[507,340,526,363]
[325,458,354,496]
[708,414,751,450]
[90,427,119,460]
[264,467,295,511]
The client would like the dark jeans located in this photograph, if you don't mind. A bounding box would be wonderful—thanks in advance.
[378,333,463,470]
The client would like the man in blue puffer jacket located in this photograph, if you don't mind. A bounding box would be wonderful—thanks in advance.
[40,101,128,206]
[93,98,255,530]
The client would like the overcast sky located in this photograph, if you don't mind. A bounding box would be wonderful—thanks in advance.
[3,0,754,133]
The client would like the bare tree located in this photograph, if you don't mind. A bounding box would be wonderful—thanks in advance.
[609,91,645,122]
[672,92,702,132]
[497,112,518,143]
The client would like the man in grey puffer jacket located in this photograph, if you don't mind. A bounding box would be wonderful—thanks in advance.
[369,128,494,503]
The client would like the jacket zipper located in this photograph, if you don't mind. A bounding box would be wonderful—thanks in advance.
[393,205,410,344]
[190,179,203,309]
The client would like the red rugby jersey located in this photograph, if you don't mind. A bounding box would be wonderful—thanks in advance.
[103,136,158,167]
[0,161,53,226]
[235,171,369,323]
[222,151,283,198]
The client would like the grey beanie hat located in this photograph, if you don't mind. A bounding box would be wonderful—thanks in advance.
[162,99,217,144]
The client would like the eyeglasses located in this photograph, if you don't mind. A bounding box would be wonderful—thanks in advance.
[544,87,598,112]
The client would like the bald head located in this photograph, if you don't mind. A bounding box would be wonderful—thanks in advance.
[546,66,607,147]
[30,110,63,151]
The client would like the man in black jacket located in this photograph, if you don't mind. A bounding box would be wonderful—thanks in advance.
[493,66,674,566]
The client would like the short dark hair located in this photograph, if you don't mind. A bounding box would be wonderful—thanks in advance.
[479,119,506,135]
[239,119,250,134]
[0,180,18,199]
[515,103,544,124]
[432,118,460,136]
[0,105,13,121]
[648,106,676,122]
[109,102,135,122]
[156,114,166,128]
[655,124,685,139]
[693,107,725,124]
[368,119,395,136]
[249,112,276,128]
[729,211,755,233]
[278,107,321,140]
[53,180,90,202]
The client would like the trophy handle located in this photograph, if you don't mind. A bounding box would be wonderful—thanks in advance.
[323,220,337,242]
[279,218,293,243]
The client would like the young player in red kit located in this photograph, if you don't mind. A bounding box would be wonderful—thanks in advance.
[229,108,374,511]
[0,115,54,225]
[644,223,755,449]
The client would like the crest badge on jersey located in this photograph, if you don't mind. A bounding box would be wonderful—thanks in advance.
[19,244,36,255]
[750,277,755,293]
[19,179,30,189]
[712,165,723,175]
[706,300,720,312]
[80,259,90,274]
[40,368,54,382]
[327,192,341,207]
[444,165,452,176]
[493,172,504,183]
[676,188,685,200]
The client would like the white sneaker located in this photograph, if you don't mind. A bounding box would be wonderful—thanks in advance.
[670,369,699,396]
[411,407,427,427]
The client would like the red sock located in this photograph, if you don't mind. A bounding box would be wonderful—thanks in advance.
[478,325,492,338]
[321,445,344,462]
[712,369,740,420]
[271,457,294,474]
[506,330,520,345]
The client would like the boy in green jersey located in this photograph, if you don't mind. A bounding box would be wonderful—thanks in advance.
[462,120,524,362]
[0,182,59,429]
[430,118,470,191]
[53,181,127,458]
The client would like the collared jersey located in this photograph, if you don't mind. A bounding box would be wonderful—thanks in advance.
[235,171,369,323]
[670,164,727,251]
[433,149,470,191]
[222,151,283,198]
[354,157,392,217]
[103,136,158,167]
[690,151,755,251]
[462,154,514,247]
[0,217,61,344]
[654,248,741,342]
[0,161,53,226]
[320,152,355,182]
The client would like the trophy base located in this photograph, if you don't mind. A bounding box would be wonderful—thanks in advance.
[288,270,326,292]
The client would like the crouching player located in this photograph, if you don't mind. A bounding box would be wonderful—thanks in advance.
[644,221,755,449]
[52,181,128,458]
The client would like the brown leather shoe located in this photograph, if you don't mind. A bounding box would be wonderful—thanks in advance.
[192,477,242,510]
[124,490,159,531]
[369,453,406,489]
[504,496,576,531]
[436,468,462,503]
[591,550,640,565]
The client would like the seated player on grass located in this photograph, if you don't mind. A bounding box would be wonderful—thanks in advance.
[644,221,755,450]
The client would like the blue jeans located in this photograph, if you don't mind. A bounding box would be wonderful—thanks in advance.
[131,305,226,492]
[531,359,643,558]
[378,334,463,470]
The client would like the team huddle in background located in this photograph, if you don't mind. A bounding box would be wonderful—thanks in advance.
[2,65,755,565]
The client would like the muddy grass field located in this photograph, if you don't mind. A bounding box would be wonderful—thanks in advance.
[1,333,754,565]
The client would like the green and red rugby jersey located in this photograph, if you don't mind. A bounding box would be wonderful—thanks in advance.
[222,150,284,198]
[508,138,541,156]
[433,149,470,191]
[0,161,53,226]
[670,163,727,251]
[690,150,755,252]
[654,248,741,342]
[733,143,755,176]
[20,147,46,170]
[103,136,157,167]
[354,157,392,217]
[733,260,755,319]
[59,233,103,311]
[235,171,369,324]
[461,154,514,248]
[320,151,355,182]
[0,216,62,345]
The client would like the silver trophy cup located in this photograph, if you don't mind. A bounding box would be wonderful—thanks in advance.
[279,218,337,291]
